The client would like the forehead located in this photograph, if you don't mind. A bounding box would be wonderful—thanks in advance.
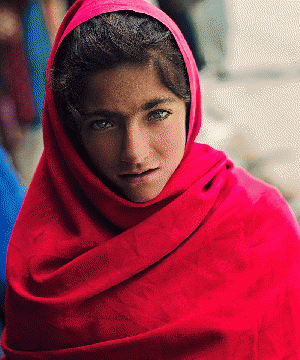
[83,62,181,112]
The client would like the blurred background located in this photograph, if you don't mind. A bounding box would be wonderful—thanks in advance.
[0,0,299,350]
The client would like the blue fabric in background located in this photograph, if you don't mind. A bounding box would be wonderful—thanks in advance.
[0,148,25,325]
[23,0,52,128]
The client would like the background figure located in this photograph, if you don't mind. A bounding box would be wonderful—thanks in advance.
[22,0,52,128]
[0,2,65,346]
[0,1,36,170]
[157,0,206,71]
[191,0,228,78]
[0,1,65,188]
[0,3,36,128]
[0,148,25,329]
[0,4,31,318]
[42,0,68,43]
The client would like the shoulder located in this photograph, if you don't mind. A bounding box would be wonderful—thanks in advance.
[224,165,300,244]
[228,165,295,216]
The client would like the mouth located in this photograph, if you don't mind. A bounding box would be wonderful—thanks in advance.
[119,168,159,183]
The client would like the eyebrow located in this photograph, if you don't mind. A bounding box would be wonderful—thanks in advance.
[82,98,176,118]
[141,98,176,111]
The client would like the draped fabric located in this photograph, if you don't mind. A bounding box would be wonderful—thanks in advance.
[2,0,300,358]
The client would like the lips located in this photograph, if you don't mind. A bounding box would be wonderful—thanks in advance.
[119,168,159,183]
[119,168,158,176]
[120,169,153,176]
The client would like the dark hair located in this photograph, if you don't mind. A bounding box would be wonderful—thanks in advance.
[50,11,191,135]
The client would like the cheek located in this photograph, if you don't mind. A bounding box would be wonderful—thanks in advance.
[157,115,186,161]
[82,135,119,170]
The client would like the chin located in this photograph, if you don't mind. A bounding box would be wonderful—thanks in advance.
[126,194,155,203]
[124,189,161,203]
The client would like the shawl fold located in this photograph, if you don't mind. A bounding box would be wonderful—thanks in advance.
[2,0,300,358]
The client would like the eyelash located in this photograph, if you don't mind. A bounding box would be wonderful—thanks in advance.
[89,120,113,131]
[88,109,172,131]
[148,109,172,122]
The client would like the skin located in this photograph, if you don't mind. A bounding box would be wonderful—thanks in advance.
[78,62,187,203]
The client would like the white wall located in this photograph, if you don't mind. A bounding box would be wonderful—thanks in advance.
[192,0,300,71]
[227,0,300,70]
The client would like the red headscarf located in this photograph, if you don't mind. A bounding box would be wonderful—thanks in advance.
[2,0,300,358]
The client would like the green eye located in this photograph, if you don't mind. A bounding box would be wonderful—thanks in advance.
[90,120,114,130]
[148,110,171,121]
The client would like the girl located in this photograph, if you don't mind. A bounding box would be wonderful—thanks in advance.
[2,0,300,358]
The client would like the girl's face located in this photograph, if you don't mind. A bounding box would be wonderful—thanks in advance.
[79,62,187,203]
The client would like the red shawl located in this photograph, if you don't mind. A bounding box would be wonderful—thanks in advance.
[2,0,300,358]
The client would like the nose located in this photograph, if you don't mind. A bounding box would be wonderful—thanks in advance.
[120,124,149,164]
